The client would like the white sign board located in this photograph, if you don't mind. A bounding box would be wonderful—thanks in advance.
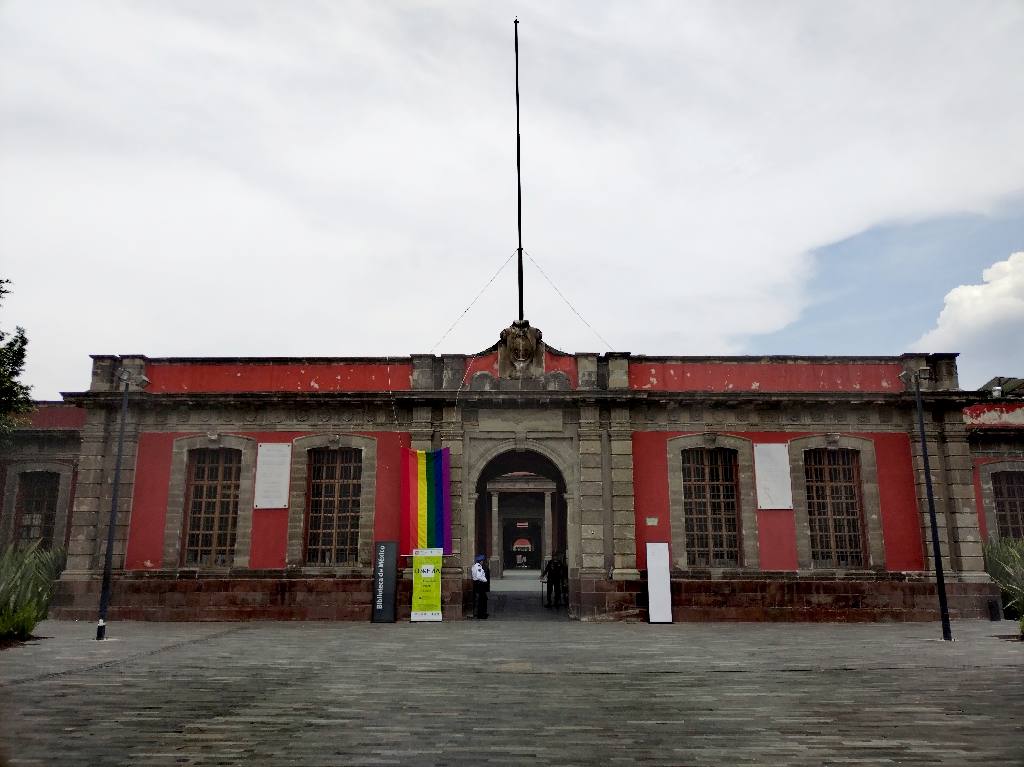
[646,542,672,623]
[254,443,292,509]
[754,443,793,509]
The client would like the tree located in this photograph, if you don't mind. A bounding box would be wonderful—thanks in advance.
[984,539,1024,639]
[0,279,33,437]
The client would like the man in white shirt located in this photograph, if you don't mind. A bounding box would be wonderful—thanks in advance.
[471,554,489,619]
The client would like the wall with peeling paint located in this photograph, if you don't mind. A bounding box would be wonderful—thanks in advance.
[144,361,413,393]
[629,361,905,393]
[964,403,1024,428]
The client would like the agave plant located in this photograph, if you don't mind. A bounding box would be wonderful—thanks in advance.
[983,538,1024,639]
[0,541,66,641]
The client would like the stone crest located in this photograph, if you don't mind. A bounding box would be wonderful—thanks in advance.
[498,319,544,379]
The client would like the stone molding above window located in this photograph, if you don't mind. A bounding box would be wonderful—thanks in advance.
[666,434,759,571]
[162,434,257,570]
[286,434,377,572]
[0,462,74,550]
[977,459,1024,541]
[787,435,885,571]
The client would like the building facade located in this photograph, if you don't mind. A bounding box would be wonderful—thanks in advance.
[4,323,1023,622]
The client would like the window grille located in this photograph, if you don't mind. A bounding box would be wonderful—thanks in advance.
[14,472,59,547]
[182,449,241,567]
[804,448,865,567]
[305,447,362,565]
[680,447,740,566]
[993,471,1024,540]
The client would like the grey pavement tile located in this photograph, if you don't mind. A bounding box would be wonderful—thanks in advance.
[0,619,1021,766]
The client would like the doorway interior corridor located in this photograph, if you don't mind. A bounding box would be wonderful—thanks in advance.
[473,449,569,620]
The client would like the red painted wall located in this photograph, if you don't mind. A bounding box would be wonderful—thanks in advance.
[463,352,500,383]
[756,510,798,570]
[629,361,905,393]
[126,430,410,571]
[632,432,672,568]
[869,433,924,570]
[125,432,179,569]
[250,510,288,568]
[545,352,578,388]
[144,362,413,394]
[631,430,923,571]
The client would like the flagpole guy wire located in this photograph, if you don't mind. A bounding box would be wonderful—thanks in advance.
[429,249,518,354]
[524,250,615,352]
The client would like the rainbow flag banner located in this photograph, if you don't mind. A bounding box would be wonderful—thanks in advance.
[401,448,452,555]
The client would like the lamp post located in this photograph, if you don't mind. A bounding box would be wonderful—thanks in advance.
[96,368,148,640]
[902,367,953,641]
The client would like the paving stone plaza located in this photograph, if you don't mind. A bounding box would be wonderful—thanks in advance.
[1,617,1022,766]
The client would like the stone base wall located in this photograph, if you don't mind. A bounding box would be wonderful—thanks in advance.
[51,572,999,623]
[573,575,1001,622]
[51,572,468,622]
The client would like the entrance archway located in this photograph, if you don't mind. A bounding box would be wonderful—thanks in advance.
[472,448,570,618]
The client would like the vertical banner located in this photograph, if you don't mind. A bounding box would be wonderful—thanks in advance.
[401,448,452,555]
[646,542,673,623]
[411,548,443,622]
[371,541,398,623]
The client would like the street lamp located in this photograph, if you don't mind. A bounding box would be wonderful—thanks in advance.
[900,367,953,641]
[96,368,149,640]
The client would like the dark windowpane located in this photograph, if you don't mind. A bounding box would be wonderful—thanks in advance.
[993,471,1024,540]
[681,448,741,566]
[304,448,362,565]
[181,449,241,567]
[15,472,60,547]
[804,449,865,567]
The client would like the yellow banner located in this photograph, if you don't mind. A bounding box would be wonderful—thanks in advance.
[411,548,443,622]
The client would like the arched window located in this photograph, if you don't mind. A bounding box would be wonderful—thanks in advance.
[993,471,1024,540]
[803,448,866,568]
[14,471,60,547]
[304,447,363,565]
[181,448,242,567]
[680,447,741,567]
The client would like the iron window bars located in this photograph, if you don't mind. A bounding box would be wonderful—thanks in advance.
[804,448,866,568]
[182,448,241,567]
[304,447,362,565]
[680,447,741,567]
[993,470,1024,540]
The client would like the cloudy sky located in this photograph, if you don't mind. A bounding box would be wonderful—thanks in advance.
[1,1,1022,399]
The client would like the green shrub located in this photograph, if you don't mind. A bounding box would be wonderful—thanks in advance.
[983,538,1024,638]
[0,541,65,641]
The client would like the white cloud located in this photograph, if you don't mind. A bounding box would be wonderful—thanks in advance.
[1,2,1024,397]
[914,252,1024,388]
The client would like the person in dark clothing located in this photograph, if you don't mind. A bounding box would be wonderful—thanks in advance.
[471,554,489,619]
[541,552,566,607]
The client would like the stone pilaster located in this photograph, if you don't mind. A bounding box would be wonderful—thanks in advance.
[940,417,987,579]
[910,409,954,575]
[440,405,465,565]
[610,406,638,579]
[577,405,605,572]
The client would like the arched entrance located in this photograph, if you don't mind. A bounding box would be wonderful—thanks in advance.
[472,448,570,619]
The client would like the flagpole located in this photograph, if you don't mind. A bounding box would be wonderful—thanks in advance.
[514,18,524,322]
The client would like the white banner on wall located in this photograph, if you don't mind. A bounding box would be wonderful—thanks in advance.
[254,443,292,509]
[754,443,793,509]
[646,542,672,623]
